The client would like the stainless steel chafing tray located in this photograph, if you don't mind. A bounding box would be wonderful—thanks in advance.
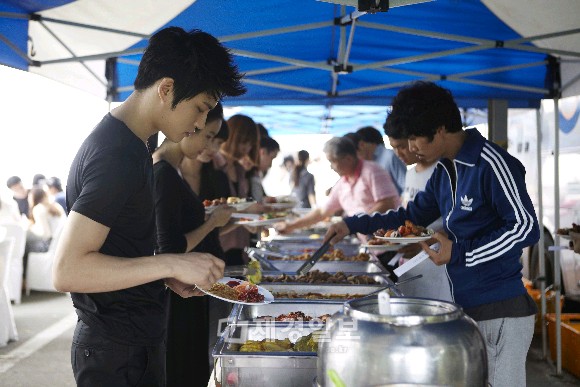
[261,283,402,299]
[261,272,390,286]
[212,323,320,387]
[264,260,386,274]
[229,300,344,323]
[257,240,361,256]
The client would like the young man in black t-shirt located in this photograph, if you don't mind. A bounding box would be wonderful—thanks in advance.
[53,28,245,386]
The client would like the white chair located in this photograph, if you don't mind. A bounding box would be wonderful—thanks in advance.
[0,237,19,346]
[25,224,64,295]
[2,223,26,304]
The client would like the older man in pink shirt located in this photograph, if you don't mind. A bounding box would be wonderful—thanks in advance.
[275,136,400,235]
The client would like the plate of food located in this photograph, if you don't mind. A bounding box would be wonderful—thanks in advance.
[201,277,274,305]
[264,195,298,210]
[203,197,256,213]
[360,241,401,251]
[235,217,288,227]
[234,211,289,226]
[373,220,434,244]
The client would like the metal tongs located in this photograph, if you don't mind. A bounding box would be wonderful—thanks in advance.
[243,247,281,271]
[295,233,335,276]
[223,265,259,277]
[362,274,424,298]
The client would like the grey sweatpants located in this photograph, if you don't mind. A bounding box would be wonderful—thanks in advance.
[477,315,535,387]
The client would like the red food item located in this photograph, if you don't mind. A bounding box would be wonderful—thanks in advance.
[226,280,241,288]
[235,283,265,302]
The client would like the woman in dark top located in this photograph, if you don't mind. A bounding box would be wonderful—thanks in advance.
[291,150,316,208]
[153,104,233,387]
[217,114,261,265]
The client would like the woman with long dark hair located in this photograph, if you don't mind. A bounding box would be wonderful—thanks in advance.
[152,103,234,387]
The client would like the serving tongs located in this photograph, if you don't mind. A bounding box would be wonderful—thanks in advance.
[223,265,259,277]
[360,274,424,299]
[295,233,335,276]
[243,247,281,271]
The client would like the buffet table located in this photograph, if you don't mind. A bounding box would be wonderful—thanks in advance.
[207,232,398,387]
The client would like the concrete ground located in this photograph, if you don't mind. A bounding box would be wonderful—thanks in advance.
[1,291,579,386]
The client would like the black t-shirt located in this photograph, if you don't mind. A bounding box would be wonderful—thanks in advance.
[66,113,163,346]
[13,196,29,216]
[199,161,230,201]
[153,160,223,258]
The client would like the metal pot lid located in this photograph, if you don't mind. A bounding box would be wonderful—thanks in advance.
[344,296,463,326]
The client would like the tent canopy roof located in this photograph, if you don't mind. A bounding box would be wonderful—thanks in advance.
[1,0,579,110]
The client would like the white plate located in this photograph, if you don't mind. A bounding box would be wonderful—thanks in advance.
[268,202,297,210]
[360,243,401,251]
[231,213,261,219]
[235,217,287,226]
[374,235,432,244]
[199,277,274,305]
[205,201,257,214]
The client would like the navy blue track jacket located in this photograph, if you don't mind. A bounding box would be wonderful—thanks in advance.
[345,128,540,309]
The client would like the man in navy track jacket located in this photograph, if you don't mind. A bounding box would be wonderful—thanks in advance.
[325,81,539,387]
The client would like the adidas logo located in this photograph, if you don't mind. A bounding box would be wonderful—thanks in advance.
[460,195,473,211]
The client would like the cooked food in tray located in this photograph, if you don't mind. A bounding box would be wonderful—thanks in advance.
[267,249,370,262]
[262,270,378,284]
[272,291,367,300]
[256,311,332,322]
[374,220,434,238]
[238,331,323,352]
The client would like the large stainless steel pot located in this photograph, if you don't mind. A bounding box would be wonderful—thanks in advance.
[317,297,487,387]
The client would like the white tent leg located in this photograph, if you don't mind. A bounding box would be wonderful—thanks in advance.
[536,108,547,359]
[553,97,562,375]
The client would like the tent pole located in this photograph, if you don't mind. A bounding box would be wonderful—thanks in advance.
[553,97,562,375]
[535,108,547,359]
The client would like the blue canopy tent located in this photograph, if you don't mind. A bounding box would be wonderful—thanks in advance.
[1,0,580,373]
[2,0,579,110]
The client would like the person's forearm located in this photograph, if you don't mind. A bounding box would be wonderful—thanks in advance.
[184,219,217,252]
[287,209,325,231]
[368,196,398,214]
[53,249,174,293]
[308,193,317,207]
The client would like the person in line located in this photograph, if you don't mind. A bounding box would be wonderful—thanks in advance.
[181,119,231,202]
[249,136,281,203]
[6,176,29,218]
[275,136,399,236]
[281,155,295,193]
[290,150,316,209]
[52,27,245,386]
[152,105,234,387]
[356,126,407,196]
[180,116,252,367]
[324,81,539,387]
[27,187,64,252]
[32,173,46,188]
[385,121,451,301]
[218,114,260,265]
[46,176,67,213]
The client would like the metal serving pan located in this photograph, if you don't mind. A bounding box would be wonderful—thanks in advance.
[261,273,390,286]
[261,283,402,300]
[229,300,344,323]
[212,323,319,387]
[264,260,386,274]
[257,240,361,257]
